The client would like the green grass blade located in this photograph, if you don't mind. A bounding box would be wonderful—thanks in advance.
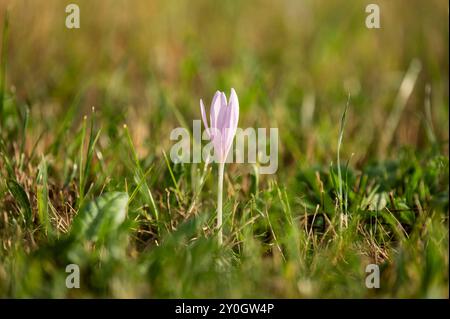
[36,156,50,235]
[7,179,32,225]
[123,124,159,222]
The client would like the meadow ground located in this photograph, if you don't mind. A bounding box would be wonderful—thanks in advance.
[0,0,448,298]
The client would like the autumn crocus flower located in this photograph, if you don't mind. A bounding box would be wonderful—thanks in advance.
[200,88,239,245]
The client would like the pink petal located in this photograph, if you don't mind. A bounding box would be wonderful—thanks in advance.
[224,88,239,157]
[229,88,239,130]
[216,92,227,130]
[210,91,222,132]
[200,99,210,138]
[212,133,224,162]
[218,92,229,157]
[222,101,233,149]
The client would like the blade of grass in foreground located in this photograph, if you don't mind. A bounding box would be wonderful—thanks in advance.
[123,124,159,222]
[78,109,101,207]
[7,179,32,225]
[37,156,51,235]
[162,149,184,204]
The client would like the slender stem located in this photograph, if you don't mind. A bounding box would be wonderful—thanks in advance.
[217,162,225,245]
[337,95,350,230]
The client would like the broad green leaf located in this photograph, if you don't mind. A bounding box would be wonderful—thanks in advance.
[367,192,388,211]
[71,192,129,242]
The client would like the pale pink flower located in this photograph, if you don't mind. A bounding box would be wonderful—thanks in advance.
[199,88,239,245]
[200,88,239,163]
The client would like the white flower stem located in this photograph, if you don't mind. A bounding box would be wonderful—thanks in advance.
[217,162,225,245]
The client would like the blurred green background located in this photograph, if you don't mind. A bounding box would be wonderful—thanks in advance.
[2,0,448,164]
